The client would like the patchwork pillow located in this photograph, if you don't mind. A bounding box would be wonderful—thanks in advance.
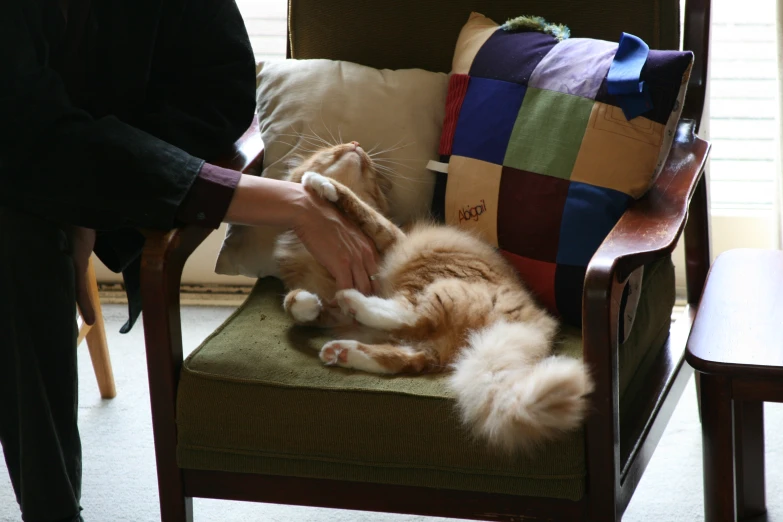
[215,59,448,278]
[435,13,692,326]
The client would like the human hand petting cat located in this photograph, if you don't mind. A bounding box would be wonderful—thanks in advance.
[71,226,97,326]
[292,190,380,296]
[225,174,380,296]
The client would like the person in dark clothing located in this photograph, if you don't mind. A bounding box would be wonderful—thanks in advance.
[0,1,379,521]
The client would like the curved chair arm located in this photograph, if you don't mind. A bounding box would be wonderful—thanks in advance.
[140,116,264,520]
[581,118,710,517]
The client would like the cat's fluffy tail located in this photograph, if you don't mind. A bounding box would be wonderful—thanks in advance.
[449,321,593,453]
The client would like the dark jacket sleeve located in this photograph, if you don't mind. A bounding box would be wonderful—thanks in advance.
[0,0,256,231]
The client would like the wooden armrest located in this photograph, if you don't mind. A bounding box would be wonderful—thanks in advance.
[140,117,265,499]
[587,120,710,286]
[213,114,265,173]
[581,120,710,499]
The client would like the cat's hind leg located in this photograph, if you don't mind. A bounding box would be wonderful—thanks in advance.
[334,289,416,330]
[319,341,439,374]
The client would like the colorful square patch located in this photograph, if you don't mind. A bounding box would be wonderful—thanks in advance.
[444,156,503,246]
[497,167,570,262]
[556,182,632,266]
[451,78,526,165]
[570,102,665,198]
[502,251,558,313]
[503,88,594,179]
[470,29,558,85]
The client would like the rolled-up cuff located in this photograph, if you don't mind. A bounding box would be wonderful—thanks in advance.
[176,162,241,229]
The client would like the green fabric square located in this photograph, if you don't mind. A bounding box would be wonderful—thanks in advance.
[503,88,594,179]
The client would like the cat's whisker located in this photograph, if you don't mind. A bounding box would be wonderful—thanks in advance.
[366,142,382,155]
[306,123,334,147]
[278,133,330,150]
[279,129,332,149]
[292,128,332,145]
[368,138,412,157]
[372,156,424,162]
[276,139,320,153]
[318,107,340,146]
[372,159,417,170]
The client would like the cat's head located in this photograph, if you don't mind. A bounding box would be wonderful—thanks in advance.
[287,142,391,214]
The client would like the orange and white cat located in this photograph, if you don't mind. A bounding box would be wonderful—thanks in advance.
[273,141,593,452]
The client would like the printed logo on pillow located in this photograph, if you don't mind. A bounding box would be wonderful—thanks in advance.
[458,200,488,223]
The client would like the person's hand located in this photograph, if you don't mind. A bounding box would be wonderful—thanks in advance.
[71,226,97,326]
[292,187,380,296]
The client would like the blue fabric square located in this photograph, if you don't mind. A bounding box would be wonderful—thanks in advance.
[451,78,526,165]
[556,182,632,266]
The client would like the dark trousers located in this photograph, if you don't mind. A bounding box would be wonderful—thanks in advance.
[0,206,84,522]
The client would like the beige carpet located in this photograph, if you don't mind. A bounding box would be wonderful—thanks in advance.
[1,303,781,522]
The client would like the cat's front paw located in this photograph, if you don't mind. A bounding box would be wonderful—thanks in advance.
[284,289,322,323]
[334,288,363,318]
[302,171,338,202]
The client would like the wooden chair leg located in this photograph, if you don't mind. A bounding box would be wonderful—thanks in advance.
[85,258,117,399]
[699,373,735,522]
[734,400,766,519]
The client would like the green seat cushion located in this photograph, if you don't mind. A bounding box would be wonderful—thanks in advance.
[176,256,675,501]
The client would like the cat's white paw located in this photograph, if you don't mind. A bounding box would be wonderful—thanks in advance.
[284,290,322,322]
[334,289,416,330]
[302,171,338,202]
[319,340,387,373]
[334,288,363,318]
[319,340,357,366]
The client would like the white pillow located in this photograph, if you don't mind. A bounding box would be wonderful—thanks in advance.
[215,59,448,278]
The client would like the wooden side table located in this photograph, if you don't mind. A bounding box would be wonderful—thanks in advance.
[686,249,783,522]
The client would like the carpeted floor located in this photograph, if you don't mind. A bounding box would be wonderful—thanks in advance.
[1,303,781,522]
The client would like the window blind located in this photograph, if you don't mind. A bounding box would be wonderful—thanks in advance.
[235,0,288,62]
[709,0,777,211]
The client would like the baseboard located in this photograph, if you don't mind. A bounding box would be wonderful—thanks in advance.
[98,283,251,307]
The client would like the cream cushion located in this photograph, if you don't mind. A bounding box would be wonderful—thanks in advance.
[215,59,448,278]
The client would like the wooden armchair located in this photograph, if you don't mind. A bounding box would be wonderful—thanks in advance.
[140,1,711,520]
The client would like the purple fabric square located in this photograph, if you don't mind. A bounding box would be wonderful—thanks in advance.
[529,38,617,99]
[470,30,558,85]
[596,50,693,124]
[555,182,632,266]
[451,78,526,165]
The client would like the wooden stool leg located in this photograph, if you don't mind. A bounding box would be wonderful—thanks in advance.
[734,401,765,519]
[700,373,735,522]
[85,259,117,399]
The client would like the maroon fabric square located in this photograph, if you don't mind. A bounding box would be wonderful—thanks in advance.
[439,74,471,156]
[497,167,570,262]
